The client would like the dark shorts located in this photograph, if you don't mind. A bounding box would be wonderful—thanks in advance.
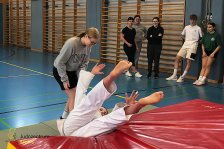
[53,67,78,90]
[205,50,218,58]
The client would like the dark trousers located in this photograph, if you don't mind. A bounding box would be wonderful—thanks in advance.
[123,44,136,66]
[147,44,162,75]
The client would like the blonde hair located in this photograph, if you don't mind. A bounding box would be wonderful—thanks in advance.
[77,27,100,39]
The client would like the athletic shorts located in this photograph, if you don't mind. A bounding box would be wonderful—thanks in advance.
[205,50,218,58]
[177,43,198,60]
[53,67,78,90]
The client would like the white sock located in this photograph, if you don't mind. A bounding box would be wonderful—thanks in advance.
[181,71,188,78]
[198,76,203,81]
[201,76,206,82]
[62,110,69,119]
[173,69,178,76]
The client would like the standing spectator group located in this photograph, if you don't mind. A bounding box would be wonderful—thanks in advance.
[121,14,221,85]
[121,15,164,78]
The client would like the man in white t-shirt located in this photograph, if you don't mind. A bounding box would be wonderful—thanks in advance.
[166,14,202,82]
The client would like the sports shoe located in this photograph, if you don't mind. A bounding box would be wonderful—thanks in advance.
[166,75,177,81]
[193,80,199,85]
[135,72,142,78]
[125,71,132,77]
[147,73,151,78]
[196,80,205,86]
[176,77,184,83]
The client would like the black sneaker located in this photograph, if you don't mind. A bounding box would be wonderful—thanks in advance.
[147,73,151,78]
[154,74,159,79]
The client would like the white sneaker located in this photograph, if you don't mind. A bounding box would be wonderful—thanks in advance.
[193,80,199,85]
[135,72,142,78]
[176,77,184,83]
[196,80,205,86]
[166,75,177,81]
[125,71,132,77]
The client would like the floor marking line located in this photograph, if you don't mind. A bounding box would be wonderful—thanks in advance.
[152,82,192,89]
[0,97,66,111]
[0,118,12,128]
[115,95,125,99]
[2,107,63,120]
[0,92,64,102]
[0,61,53,77]
[0,102,66,115]
[0,74,41,78]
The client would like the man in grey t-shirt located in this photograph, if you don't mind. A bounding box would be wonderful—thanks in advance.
[133,15,147,68]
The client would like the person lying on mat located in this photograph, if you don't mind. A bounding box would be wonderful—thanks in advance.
[57,60,164,137]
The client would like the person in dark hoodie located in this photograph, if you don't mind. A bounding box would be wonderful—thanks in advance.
[53,27,100,119]
[147,17,164,79]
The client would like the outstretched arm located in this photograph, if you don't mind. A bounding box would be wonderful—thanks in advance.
[75,63,105,107]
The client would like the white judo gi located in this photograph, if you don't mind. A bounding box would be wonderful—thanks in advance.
[57,70,131,137]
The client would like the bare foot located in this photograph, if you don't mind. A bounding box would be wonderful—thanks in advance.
[110,60,132,78]
[139,91,164,105]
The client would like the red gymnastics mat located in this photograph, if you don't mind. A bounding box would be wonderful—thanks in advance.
[8,99,224,149]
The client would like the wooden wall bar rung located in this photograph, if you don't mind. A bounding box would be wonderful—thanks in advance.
[140,4,159,7]
[161,2,184,5]
[161,8,184,11]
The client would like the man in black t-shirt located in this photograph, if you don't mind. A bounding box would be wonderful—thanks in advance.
[120,17,142,78]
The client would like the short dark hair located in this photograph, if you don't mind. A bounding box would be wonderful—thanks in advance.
[134,14,141,20]
[127,17,134,21]
[207,22,216,28]
[190,14,197,21]
[152,17,160,22]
